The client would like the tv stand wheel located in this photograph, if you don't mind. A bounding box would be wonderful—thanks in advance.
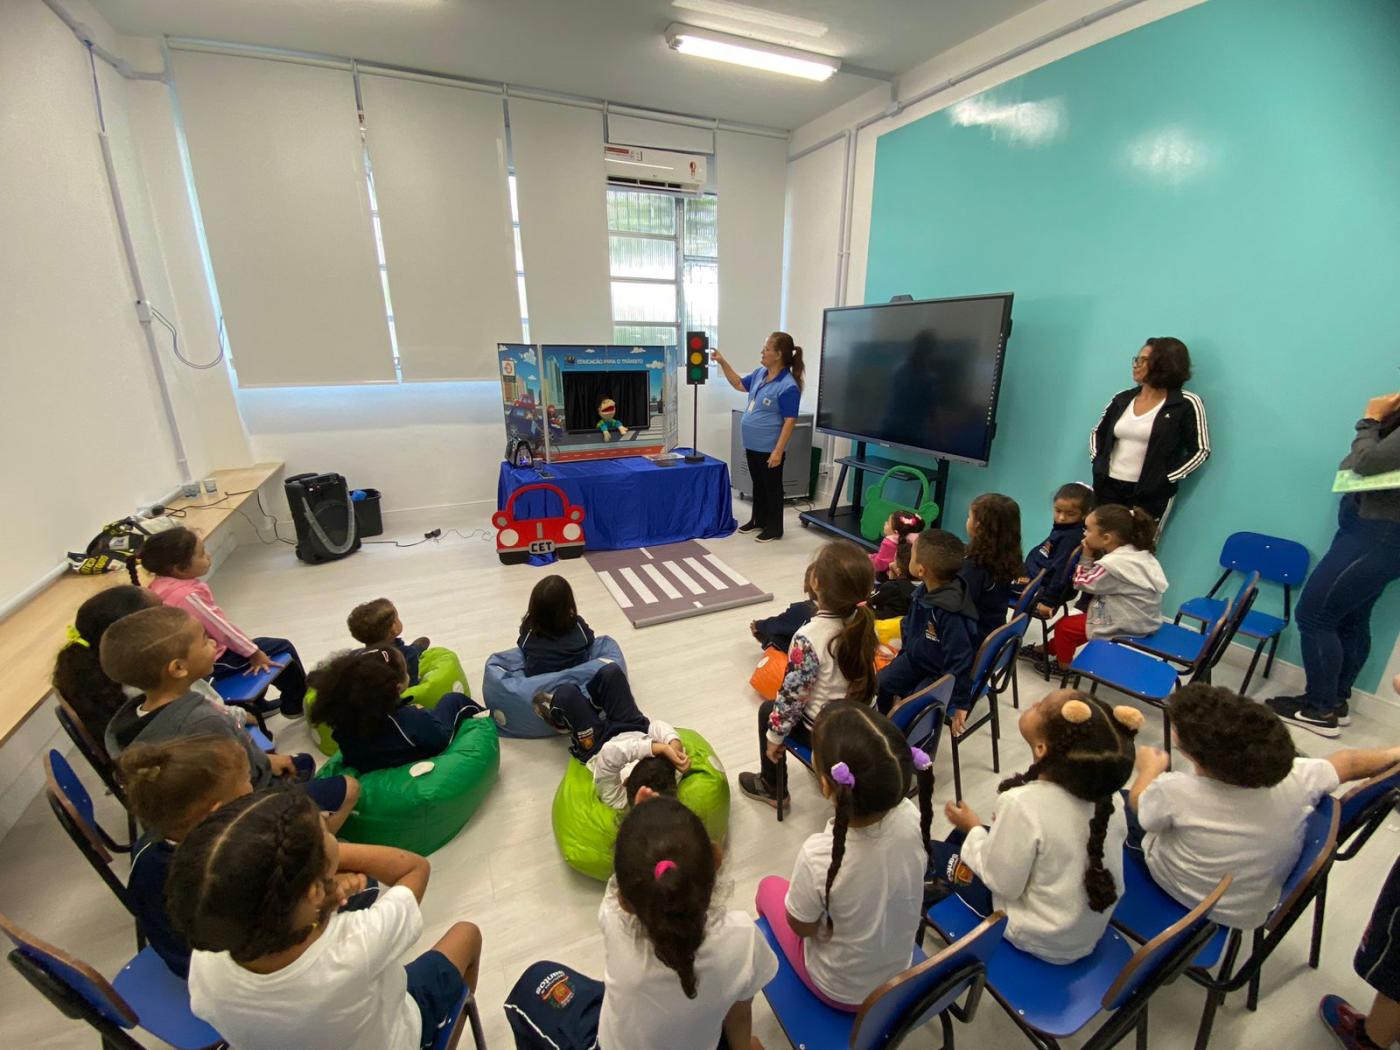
[800,519,810,528]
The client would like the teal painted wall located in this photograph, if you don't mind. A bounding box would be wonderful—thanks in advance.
[864,0,1399,690]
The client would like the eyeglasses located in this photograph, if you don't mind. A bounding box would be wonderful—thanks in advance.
[1131,354,1151,365]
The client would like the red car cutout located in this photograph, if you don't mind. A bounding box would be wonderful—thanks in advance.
[493,483,586,565]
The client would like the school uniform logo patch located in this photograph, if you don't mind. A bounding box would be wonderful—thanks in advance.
[944,856,975,886]
[924,621,940,642]
[535,969,577,1008]
[575,727,595,753]
[1039,541,1052,556]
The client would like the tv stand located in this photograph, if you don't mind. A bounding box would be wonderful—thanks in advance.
[798,442,948,551]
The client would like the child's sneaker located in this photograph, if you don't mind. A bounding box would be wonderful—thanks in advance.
[738,772,790,810]
[1319,995,1383,1049]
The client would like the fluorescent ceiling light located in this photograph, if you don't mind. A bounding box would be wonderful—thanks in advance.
[664,23,840,82]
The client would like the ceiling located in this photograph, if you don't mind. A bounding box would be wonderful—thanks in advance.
[89,0,1044,130]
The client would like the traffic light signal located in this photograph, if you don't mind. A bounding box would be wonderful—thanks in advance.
[685,331,709,385]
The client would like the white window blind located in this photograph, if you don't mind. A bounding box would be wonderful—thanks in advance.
[358,74,520,381]
[606,113,715,155]
[171,50,393,386]
[506,97,612,344]
[716,130,786,375]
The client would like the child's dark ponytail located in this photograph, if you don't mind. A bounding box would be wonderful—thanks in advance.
[808,541,878,702]
[997,692,1141,912]
[613,798,716,999]
[1127,507,1159,554]
[52,584,158,738]
[810,703,923,936]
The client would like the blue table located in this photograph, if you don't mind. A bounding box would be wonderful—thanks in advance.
[496,451,737,554]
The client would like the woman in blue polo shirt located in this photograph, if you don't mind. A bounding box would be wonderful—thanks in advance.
[713,332,805,542]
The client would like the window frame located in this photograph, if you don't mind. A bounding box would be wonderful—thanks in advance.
[607,190,717,350]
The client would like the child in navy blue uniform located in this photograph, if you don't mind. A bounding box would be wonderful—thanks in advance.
[869,534,918,620]
[876,530,978,716]
[750,564,817,651]
[1016,484,1094,642]
[519,575,596,677]
[309,648,483,774]
[958,493,1023,646]
[347,599,432,686]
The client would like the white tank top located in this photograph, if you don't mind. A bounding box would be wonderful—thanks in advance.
[1108,399,1163,482]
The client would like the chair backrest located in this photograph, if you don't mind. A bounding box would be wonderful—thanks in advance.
[889,674,953,759]
[1266,796,1340,934]
[850,913,1008,1050]
[1009,570,1046,619]
[1181,596,1234,683]
[0,912,138,1031]
[1338,763,1400,857]
[53,699,128,804]
[1219,532,1311,586]
[971,614,1030,699]
[1205,574,1259,671]
[1101,875,1232,1011]
[44,750,110,861]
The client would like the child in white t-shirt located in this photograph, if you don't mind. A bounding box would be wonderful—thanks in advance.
[755,703,932,1009]
[504,797,778,1050]
[168,791,483,1050]
[927,690,1141,964]
[1128,684,1400,930]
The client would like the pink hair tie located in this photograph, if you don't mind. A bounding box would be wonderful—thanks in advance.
[830,762,855,787]
[653,860,677,880]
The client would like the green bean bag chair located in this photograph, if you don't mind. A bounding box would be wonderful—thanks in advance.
[551,727,729,881]
[316,716,499,855]
[308,647,470,757]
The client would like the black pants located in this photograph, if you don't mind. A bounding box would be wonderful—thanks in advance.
[745,448,785,538]
[549,663,649,762]
[753,600,815,650]
[214,636,307,717]
[1092,476,1172,523]
[757,699,810,788]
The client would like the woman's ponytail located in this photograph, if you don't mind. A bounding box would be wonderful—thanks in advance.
[770,331,805,392]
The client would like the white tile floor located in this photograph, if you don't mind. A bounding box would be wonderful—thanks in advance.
[2,500,1395,1049]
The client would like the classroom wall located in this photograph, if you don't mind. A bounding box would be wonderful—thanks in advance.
[859,0,1399,692]
[0,1,250,611]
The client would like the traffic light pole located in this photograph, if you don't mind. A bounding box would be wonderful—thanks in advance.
[684,384,703,463]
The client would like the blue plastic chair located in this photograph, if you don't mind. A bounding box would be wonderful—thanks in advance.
[1116,573,1259,670]
[1113,797,1338,1050]
[1065,596,1238,756]
[1307,763,1400,967]
[1173,533,1310,694]
[211,657,291,735]
[427,984,485,1050]
[0,912,225,1049]
[950,615,1029,801]
[927,875,1230,1049]
[758,911,1006,1049]
[54,698,138,843]
[44,750,144,949]
[1008,570,1047,621]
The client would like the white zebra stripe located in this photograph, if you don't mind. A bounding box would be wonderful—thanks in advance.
[642,563,681,599]
[703,553,750,587]
[683,557,725,589]
[596,570,633,609]
[619,567,657,604]
[663,561,705,595]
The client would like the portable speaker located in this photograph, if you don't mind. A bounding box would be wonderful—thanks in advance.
[284,472,361,564]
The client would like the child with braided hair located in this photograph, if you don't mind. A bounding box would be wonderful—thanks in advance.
[927,689,1140,963]
[167,790,483,1050]
[754,703,933,1010]
[505,797,778,1050]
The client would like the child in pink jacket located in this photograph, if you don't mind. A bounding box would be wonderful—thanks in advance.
[870,511,924,580]
[141,527,307,717]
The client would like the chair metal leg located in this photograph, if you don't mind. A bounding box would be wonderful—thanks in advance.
[467,995,486,1050]
[1040,620,1052,682]
[1263,635,1280,679]
[951,737,964,802]
[1240,638,1266,695]
[1246,929,1265,1010]
[990,694,1001,775]
[1311,878,1328,969]
[775,755,786,822]
[1011,668,1021,710]
[1136,1004,1149,1050]
[1162,709,1172,758]
[1195,930,1242,1050]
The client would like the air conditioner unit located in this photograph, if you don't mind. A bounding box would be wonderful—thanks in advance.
[604,145,707,192]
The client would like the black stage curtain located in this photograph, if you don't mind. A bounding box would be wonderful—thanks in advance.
[562,371,649,433]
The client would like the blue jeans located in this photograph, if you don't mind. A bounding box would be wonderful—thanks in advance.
[1295,496,1400,712]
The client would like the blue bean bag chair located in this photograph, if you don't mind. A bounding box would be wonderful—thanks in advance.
[316,716,499,855]
[482,637,627,738]
[551,727,730,881]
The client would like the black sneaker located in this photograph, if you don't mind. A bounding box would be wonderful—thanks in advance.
[1337,701,1351,727]
[1267,696,1340,738]
[755,532,782,543]
[738,771,790,809]
[1018,644,1046,664]
[737,520,761,534]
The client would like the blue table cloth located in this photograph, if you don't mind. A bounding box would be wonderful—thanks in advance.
[496,451,737,554]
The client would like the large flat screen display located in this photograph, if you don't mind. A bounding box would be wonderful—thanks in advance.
[815,293,1013,465]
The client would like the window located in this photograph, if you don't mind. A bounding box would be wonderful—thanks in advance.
[364,154,401,378]
[607,188,717,349]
